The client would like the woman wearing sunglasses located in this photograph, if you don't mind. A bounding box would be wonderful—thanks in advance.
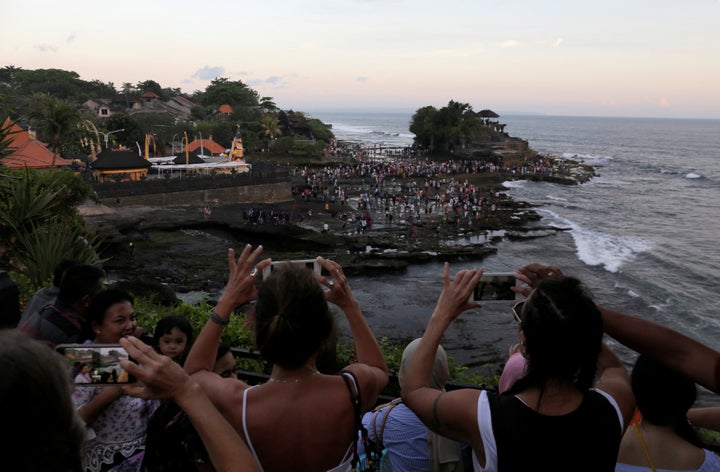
[402,263,635,471]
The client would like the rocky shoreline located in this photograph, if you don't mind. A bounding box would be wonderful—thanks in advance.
[81,164,585,301]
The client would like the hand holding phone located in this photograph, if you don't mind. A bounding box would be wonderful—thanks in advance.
[470,273,518,302]
[262,259,323,280]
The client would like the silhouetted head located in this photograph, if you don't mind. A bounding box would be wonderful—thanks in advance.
[399,338,449,390]
[56,264,106,310]
[511,276,602,392]
[0,330,84,471]
[52,260,80,288]
[632,355,696,425]
[254,264,334,369]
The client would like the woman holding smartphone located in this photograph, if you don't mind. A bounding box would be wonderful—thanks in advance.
[72,289,158,472]
[402,264,635,471]
[184,245,389,471]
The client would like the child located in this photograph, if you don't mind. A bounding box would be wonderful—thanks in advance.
[153,315,194,365]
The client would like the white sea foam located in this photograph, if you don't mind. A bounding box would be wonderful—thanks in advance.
[502,180,527,189]
[561,152,613,163]
[538,209,654,273]
[685,172,702,179]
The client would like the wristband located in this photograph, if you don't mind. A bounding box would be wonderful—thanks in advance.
[209,308,230,326]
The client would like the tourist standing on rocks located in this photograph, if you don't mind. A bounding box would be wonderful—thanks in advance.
[402,264,635,471]
[184,245,388,471]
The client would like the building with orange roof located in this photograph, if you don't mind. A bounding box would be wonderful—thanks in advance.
[218,104,233,115]
[185,136,227,156]
[1,118,72,169]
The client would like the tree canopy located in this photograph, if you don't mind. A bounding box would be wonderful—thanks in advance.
[0,66,334,159]
[410,100,499,153]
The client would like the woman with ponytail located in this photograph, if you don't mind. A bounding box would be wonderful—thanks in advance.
[184,245,388,471]
[403,264,636,471]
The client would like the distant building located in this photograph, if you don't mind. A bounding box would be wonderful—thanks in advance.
[82,95,194,121]
[1,118,72,169]
[91,149,152,182]
[185,136,226,156]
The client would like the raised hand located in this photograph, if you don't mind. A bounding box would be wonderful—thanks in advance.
[217,245,271,312]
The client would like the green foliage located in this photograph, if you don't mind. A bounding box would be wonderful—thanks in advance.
[271,136,294,154]
[410,100,498,153]
[136,80,164,99]
[308,118,334,142]
[14,222,105,288]
[0,118,19,161]
[11,68,87,101]
[0,167,101,290]
[128,297,497,389]
[102,113,143,149]
[200,78,260,109]
[28,93,82,160]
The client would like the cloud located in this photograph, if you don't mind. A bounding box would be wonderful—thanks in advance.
[248,74,298,89]
[497,40,521,48]
[35,43,58,53]
[356,76,368,82]
[191,66,226,80]
[66,33,77,43]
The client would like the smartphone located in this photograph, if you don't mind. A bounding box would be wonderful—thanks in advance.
[471,272,518,302]
[262,259,322,280]
[56,344,135,385]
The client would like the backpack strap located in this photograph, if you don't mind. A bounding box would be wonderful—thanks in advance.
[341,371,363,470]
[371,398,402,448]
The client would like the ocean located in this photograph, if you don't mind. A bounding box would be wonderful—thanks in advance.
[308,110,720,402]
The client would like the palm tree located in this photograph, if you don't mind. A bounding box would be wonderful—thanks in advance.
[260,115,282,151]
[30,93,80,166]
[259,96,278,112]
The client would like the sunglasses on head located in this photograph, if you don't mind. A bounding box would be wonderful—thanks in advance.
[512,301,524,323]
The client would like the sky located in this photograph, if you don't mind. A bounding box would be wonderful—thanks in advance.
[2,0,719,119]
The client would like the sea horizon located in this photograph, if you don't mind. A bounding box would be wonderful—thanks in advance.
[306,107,720,122]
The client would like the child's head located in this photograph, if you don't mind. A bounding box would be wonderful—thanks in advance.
[153,315,194,363]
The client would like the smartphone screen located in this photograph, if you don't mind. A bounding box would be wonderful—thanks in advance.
[262,259,321,279]
[472,273,517,301]
[56,344,134,385]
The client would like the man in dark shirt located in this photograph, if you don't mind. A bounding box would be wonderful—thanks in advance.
[18,264,106,348]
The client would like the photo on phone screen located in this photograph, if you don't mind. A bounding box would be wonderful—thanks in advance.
[262,259,322,280]
[472,273,517,301]
[56,344,134,385]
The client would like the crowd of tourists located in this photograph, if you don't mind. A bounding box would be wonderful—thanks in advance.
[4,249,720,472]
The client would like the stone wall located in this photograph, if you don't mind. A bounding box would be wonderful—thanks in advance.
[99,181,292,206]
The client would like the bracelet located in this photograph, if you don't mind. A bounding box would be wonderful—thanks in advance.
[209,308,230,326]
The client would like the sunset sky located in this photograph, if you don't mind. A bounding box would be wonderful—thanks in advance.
[2,0,719,119]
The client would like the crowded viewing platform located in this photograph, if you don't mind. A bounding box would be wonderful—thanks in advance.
[2,66,719,471]
[4,249,720,471]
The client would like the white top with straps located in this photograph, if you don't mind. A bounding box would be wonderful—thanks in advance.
[241,385,354,472]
